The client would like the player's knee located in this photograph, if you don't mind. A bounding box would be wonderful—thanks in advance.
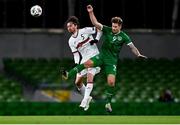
[107,74,115,86]
[84,63,91,68]
[108,82,115,87]
[84,60,93,68]
[107,80,115,86]
[75,81,82,87]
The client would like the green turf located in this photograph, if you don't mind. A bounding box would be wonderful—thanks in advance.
[0,116,180,124]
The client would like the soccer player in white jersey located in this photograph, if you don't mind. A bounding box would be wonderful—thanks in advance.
[66,16,102,111]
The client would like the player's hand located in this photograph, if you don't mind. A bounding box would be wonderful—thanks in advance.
[90,39,98,45]
[138,54,148,59]
[87,5,93,13]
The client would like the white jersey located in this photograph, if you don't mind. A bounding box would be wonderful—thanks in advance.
[68,27,99,64]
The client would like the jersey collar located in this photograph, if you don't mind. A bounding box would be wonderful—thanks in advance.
[113,31,121,35]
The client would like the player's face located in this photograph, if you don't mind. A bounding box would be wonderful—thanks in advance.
[67,22,77,34]
[112,23,121,34]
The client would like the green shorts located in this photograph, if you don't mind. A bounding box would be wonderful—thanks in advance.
[90,54,103,67]
[104,64,117,76]
[91,54,117,76]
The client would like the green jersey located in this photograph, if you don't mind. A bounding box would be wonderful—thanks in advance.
[101,25,132,64]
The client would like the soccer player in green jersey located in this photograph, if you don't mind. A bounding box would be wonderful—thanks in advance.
[62,4,147,112]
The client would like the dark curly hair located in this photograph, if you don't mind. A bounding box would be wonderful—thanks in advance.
[66,16,80,28]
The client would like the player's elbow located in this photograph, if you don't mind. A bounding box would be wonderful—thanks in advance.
[92,21,98,27]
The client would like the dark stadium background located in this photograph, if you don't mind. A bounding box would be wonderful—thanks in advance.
[0,0,179,29]
[0,0,180,116]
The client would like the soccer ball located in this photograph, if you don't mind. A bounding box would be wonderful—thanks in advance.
[30,5,42,17]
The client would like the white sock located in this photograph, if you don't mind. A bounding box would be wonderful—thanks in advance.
[77,84,85,96]
[84,83,93,100]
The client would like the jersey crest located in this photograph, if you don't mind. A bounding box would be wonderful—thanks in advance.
[113,36,122,42]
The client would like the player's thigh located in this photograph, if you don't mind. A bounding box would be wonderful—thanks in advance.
[86,67,100,83]
[88,67,101,75]
[89,54,103,67]
[105,64,117,76]
[79,69,88,76]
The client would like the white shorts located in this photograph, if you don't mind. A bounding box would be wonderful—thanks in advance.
[76,67,101,78]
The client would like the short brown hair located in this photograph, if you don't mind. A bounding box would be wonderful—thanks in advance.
[66,16,80,28]
[111,17,123,25]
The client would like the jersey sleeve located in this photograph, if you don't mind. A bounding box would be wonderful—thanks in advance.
[73,52,80,64]
[95,30,102,40]
[123,32,132,45]
[68,40,80,64]
[82,27,96,34]
[68,40,77,53]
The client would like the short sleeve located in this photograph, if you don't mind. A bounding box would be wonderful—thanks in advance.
[102,25,111,33]
[123,32,132,45]
[68,40,77,53]
[82,27,96,34]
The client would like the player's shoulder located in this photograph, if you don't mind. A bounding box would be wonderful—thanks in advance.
[81,27,95,32]
[120,30,126,34]
[102,25,111,32]
[120,31,129,36]
[103,25,111,29]
[68,36,74,44]
[78,27,87,33]
[120,31,132,41]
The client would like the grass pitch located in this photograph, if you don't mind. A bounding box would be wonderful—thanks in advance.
[0,116,180,124]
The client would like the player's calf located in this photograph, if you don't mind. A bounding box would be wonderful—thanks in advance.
[84,96,92,111]
[79,96,92,111]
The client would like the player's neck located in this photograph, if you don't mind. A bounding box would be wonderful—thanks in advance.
[114,30,121,35]
[72,29,79,38]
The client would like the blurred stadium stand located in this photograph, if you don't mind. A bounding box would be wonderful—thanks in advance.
[0,0,180,115]
[2,57,180,103]
[0,74,25,102]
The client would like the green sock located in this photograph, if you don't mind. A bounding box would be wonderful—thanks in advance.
[68,64,85,78]
[105,85,115,103]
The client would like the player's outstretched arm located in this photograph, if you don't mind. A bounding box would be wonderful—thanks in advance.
[95,29,102,40]
[128,43,148,59]
[90,29,102,45]
[87,5,103,30]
